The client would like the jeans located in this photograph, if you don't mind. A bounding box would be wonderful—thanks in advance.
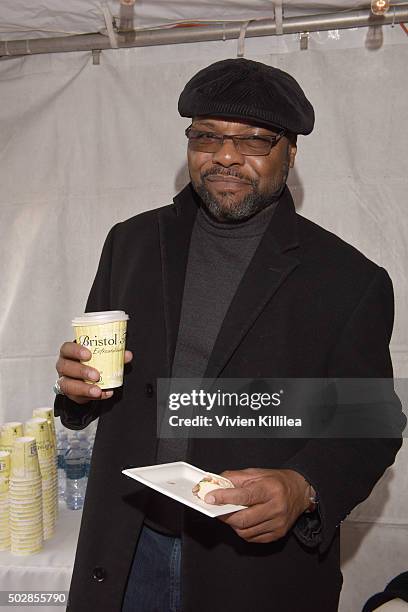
[122,524,182,612]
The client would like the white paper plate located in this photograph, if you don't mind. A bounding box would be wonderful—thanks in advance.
[122,461,247,517]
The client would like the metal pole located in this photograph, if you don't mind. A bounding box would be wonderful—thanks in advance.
[1,7,407,58]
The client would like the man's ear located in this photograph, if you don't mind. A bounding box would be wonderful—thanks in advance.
[288,144,297,168]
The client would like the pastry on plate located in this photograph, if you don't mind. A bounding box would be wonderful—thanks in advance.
[192,473,234,501]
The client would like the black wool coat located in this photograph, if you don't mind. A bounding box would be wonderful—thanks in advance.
[55,184,404,612]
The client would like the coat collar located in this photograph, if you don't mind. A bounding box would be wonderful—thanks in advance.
[158,183,300,379]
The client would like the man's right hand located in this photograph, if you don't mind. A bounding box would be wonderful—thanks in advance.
[55,342,133,405]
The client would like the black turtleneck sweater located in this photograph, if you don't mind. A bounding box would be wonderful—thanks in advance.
[144,199,279,535]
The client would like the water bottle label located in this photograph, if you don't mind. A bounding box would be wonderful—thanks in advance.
[66,465,86,479]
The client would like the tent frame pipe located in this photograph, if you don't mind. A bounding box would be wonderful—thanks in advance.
[1,7,407,58]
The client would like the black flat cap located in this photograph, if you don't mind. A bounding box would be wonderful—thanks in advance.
[178,58,314,135]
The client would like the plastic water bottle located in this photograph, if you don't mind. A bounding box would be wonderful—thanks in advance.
[57,431,68,501]
[64,439,86,510]
[76,431,90,490]
[77,431,88,450]
[84,438,93,479]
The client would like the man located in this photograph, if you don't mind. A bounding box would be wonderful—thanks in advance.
[54,59,404,612]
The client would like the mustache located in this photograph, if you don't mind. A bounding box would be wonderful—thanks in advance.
[201,168,254,183]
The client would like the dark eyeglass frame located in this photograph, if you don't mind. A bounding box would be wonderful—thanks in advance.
[185,125,286,156]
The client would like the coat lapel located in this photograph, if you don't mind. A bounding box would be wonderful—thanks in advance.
[203,186,300,379]
[158,184,200,376]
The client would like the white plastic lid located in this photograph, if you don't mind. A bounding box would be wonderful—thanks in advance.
[72,310,129,326]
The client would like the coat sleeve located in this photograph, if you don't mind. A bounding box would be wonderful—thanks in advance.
[282,267,406,554]
[54,224,119,430]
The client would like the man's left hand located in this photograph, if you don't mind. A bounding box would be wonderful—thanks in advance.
[204,468,312,544]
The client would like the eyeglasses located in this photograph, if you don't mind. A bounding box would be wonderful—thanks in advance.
[185,126,286,156]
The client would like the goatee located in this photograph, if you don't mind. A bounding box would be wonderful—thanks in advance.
[191,170,287,223]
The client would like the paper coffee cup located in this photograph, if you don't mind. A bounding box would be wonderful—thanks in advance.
[25,418,54,461]
[32,407,54,424]
[11,438,41,480]
[31,409,58,517]
[31,411,56,456]
[0,451,11,478]
[72,310,129,389]
[0,479,9,496]
[0,423,23,453]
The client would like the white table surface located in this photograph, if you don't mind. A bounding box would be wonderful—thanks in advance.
[0,502,81,611]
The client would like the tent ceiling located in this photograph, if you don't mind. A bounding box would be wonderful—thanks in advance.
[1,1,407,41]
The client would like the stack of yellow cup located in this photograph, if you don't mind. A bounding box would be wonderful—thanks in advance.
[33,409,57,446]
[25,418,57,540]
[0,422,23,454]
[0,451,11,551]
[9,437,43,555]
[32,408,58,518]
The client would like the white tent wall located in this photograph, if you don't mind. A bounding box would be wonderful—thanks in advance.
[1,1,407,39]
[0,27,407,610]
